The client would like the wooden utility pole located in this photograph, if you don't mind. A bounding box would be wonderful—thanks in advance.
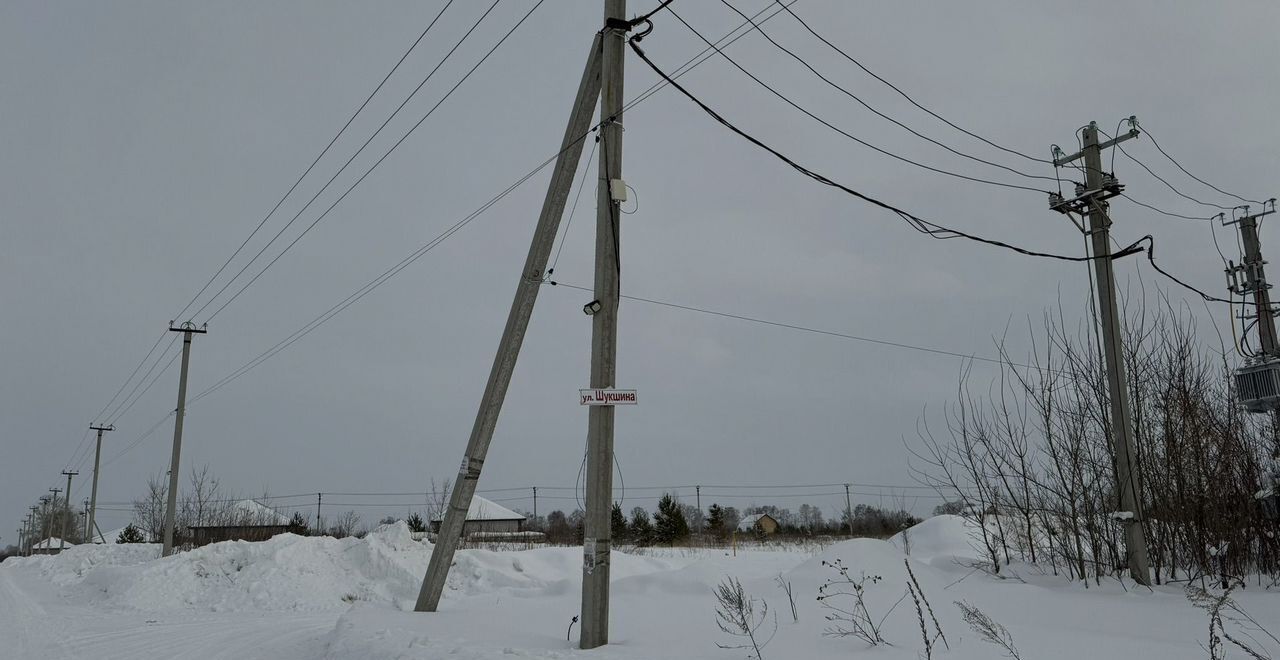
[1050,120,1151,585]
[59,471,77,550]
[162,322,206,557]
[415,30,605,614]
[580,0,627,648]
[86,424,114,543]
[315,493,323,533]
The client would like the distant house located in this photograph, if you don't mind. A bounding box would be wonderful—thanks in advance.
[187,499,304,547]
[430,495,527,536]
[738,513,779,535]
[30,538,75,555]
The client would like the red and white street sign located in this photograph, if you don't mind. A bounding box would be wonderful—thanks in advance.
[579,389,637,405]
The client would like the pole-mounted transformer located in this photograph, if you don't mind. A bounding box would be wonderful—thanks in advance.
[1224,201,1280,412]
[1224,200,1280,520]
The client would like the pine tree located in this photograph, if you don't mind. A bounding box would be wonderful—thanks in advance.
[117,523,145,544]
[289,511,310,534]
[630,507,653,547]
[707,503,726,539]
[406,512,427,533]
[653,493,690,545]
[610,502,629,542]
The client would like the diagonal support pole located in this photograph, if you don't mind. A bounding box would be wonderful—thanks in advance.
[415,33,603,613]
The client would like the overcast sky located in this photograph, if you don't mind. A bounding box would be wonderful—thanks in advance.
[3,1,1278,540]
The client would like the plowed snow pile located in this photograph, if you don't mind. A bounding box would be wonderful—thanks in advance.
[13,523,679,613]
[7,515,1280,659]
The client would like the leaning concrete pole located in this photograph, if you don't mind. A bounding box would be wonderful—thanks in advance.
[87,424,114,543]
[162,322,206,556]
[414,33,603,613]
[581,0,626,649]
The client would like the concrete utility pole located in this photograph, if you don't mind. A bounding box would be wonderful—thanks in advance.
[1050,120,1151,586]
[315,493,323,533]
[532,486,538,521]
[82,499,90,541]
[59,471,77,550]
[695,485,702,535]
[86,424,114,543]
[844,484,854,537]
[26,507,37,555]
[580,0,627,648]
[415,29,605,614]
[42,492,56,551]
[162,322,207,557]
[1227,203,1279,355]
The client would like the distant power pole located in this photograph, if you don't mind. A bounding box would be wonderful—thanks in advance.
[25,507,37,556]
[82,499,90,542]
[695,486,702,535]
[86,424,114,543]
[532,486,538,521]
[415,25,605,613]
[844,484,854,537]
[1050,120,1151,586]
[42,491,57,550]
[162,322,207,557]
[315,493,323,533]
[60,470,78,551]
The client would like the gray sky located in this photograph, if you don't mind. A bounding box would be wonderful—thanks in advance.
[3,1,1278,538]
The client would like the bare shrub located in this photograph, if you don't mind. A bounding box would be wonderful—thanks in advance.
[1186,584,1279,660]
[774,574,797,623]
[956,600,1021,660]
[714,576,775,659]
[816,559,892,645]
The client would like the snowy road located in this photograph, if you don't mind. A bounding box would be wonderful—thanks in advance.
[0,567,337,659]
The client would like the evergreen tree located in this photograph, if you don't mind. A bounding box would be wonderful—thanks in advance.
[117,524,144,544]
[629,507,653,547]
[707,503,726,539]
[289,511,310,534]
[610,502,629,542]
[405,512,427,533]
[653,493,690,545]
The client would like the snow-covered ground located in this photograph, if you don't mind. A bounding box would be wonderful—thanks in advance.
[2,516,1277,659]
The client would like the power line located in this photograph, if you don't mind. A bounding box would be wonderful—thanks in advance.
[628,36,1141,264]
[100,334,180,425]
[770,0,1049,165]
[192,0,517,324]
[170,1,459,323]
[103,348,183,429]
[180,5,793,408]
[1117,193,1218,222]
[1138,122,1264,207]
[664,6,1053,195]
[90,2,803,471]
[714,0,1056,184]
[548,281,1068,375]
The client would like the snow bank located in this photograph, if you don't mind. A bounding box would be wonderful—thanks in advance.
[13,522,686,614]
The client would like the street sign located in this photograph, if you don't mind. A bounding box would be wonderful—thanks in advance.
[579,389,637,405]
